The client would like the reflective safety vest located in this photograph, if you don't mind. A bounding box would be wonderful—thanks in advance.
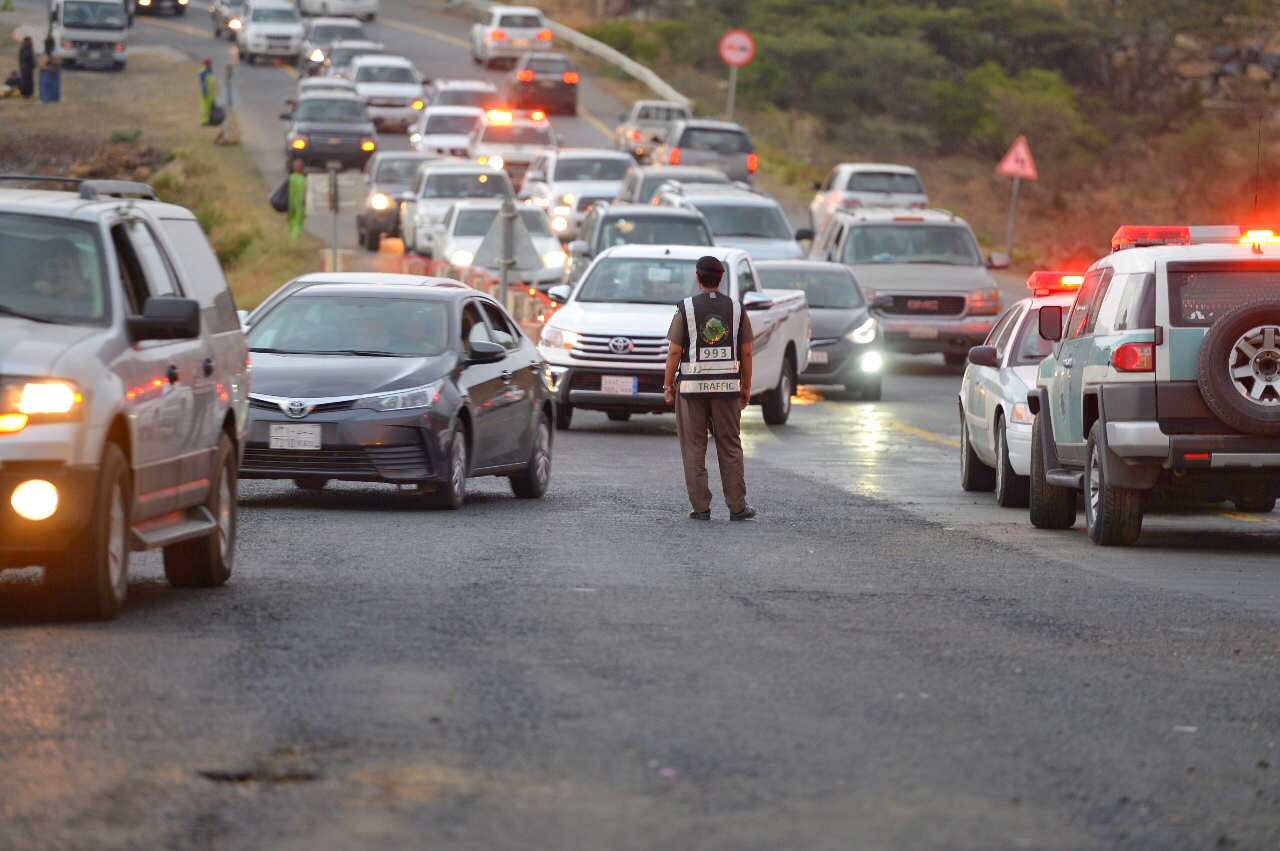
[676,291,743,399]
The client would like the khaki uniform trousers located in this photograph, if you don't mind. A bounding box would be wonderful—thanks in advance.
[674,392,748,514]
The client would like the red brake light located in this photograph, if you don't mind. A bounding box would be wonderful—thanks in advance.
[630,130,642,142]
[1027,271,1085,295]
[746,153,758,173]
[516,69,534,82]
[488,28,507,41]
[1110,225,1190,252]
[562,71,579,84]
[1112,342,1154,372]
[669,147,681,165]
[536,28,552,41]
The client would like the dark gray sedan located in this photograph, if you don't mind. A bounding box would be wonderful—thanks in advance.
[356,151,438,251]
[241,280,554,509]
[756,261,886,400]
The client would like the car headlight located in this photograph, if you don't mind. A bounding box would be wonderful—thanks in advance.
[859,351,883,373]
[228,18,241,29]
[412,99,425,110]
[542,249,566,268]
[11,479,59,521]
[561,193,576,205]
[529,196,549,207]
[309,48,324,62]
[409,132,422,144]
[353,380,444,412]
[551,216,568,233]
[291,137,307,150]
[845,317,878,345]
[552,205,571,216]
[370,192,391,211]
[539,326,579,349]
[488,154,505,170]
[1,381,83,433]
[1010,401,1035,424]
[450,249,475,267]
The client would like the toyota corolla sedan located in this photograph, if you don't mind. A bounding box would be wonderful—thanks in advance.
[241,278,554,508]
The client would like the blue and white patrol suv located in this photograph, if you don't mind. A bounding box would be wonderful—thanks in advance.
[1028,225,1280,545]
[959,272,1082,507]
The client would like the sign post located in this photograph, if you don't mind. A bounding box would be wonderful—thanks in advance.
[718,29,755,121]
[995,135,1038,256]
[326,160,341,273]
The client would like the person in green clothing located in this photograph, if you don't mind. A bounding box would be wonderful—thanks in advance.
[287,159,307,241]
[197,58,218,126]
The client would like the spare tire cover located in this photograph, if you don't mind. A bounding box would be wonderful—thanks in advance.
[1196,300,1280,437]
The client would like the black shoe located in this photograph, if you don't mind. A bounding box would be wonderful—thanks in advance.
[729,506,757,521]
[689,510,711,521]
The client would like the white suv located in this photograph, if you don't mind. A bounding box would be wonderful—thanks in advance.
[236,0,304,64]
[470,5,552,68]
[809,163,927,233]
[0,178,249,619]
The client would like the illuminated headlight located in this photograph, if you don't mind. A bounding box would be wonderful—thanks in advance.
[1010,401,1035,424]
[370,192,392,211]
[177,0,189,6]
[539,326,579,349]
[309,48,324,63]
[845,317,878,345]
[552,205,571,216]
[138,0,151,6]
[228,17,241,29]
[481,154,504,170]
[542,249,566,268]
[409,132,422,144]
[291,137,307,150]
[353,380,443,412]
[551,216,568,233]
[530,196,549,207]
[859,351,883,373]
[411,99,425,110]
[2,380,83,422]
[450,249,475,267]
[561,193,576,205]
[11,480,58,521]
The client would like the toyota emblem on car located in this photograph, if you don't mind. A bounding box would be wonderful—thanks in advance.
[609,336,634,354]
[284,400,312,419]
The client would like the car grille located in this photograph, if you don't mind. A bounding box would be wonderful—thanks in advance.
[312,132,366,154]
[266,35,296,44]
[568,371,664,393]
[575,196,610,213]
[248,398,355,414]
[243,444,432,477]
[72,40,114,51]
[879,295,966,317]
[569,332,669,363]
[368,97,409,107]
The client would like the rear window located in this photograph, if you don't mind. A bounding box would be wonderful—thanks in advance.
[527,57,571,73]
[847,172,924,194]
[638,170,728,202]
[355,65,415,83]
[694,202,792,241]
[498,13,542,27]
[424,113,480,135]
[423,172,512,199]
[313,24,363,43]
[0,213,108,326]
[757,267,863,309]
[1167,265,1280,327]
[553,157,630,182]
[678,128,752,154]
[636,105,687,122]
[599,216,713,249]
[480,123,554,145]
[435,89,501,109]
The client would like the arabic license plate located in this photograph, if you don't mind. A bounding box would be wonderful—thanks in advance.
[601,375,637,396]
[908,325,939,340]
[513,38,530,48]
[808,349,829,364]
[269,424,321,450]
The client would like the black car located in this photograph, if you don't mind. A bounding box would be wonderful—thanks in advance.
[299,17,368,76]
[755,260,887,400]
[356,151,438,251]
[282,91,378,171]
[565,204,714,284]
[508,52,579,115]
[241,280,554,509]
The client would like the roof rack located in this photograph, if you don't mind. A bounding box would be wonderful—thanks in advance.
[0,174,158,201]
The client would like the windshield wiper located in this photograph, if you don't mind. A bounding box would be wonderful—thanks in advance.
[0,304,57,324]
[325,349,413,357]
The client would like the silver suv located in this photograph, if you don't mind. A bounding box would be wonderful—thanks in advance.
[649,119,758,184]
[0,178,249,619]
[652,183,808,261]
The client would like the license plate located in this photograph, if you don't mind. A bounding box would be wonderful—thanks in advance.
[89,51,102,59]
[908,325,939,340]
[808,349,829,364]
[513,38,530,48]
[269,423,321,450]
[601,375,637,395]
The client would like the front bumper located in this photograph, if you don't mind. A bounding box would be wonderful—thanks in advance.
[0,462,98,563]
[247,40,300,57]
[62,44,126,67]
[1007,420,1034,477]
[359,206,400,236]
[291,147,373,170]
[551,365,670,414]
[486,41,552,60]
[800,340,882,385]
[366,106,420,129]
[878,314,997,354]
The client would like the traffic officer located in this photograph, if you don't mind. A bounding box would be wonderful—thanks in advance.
[663,255,757,521]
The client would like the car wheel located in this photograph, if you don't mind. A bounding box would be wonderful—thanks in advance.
[943,352,966,368]
[761,356,795,425]
[293,477,329,491]
[427,427,468,510]
[1029,415,1077,530]
[1084,422,1144,546]
[1233,497,1276,513]
[959,415,995,492]
[48,443,130,620]
[510,414,552,499]
[994,416,1030,508]
[1196,300,1280,437]
[607,411,631,422]
[555,403,573,431]
[163,433,236,586]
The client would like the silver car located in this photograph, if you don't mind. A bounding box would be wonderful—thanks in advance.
[652,183,809,261]
[518,148,633,240]
[615,99,690,161]
[649,119,758,184]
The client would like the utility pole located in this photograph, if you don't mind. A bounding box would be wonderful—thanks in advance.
[498,194,516,307]
[327,161,340,272]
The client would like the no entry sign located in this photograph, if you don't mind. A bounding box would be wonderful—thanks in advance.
[719,29,755,67]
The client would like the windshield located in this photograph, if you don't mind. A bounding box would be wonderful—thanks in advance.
[454,209,551,238]
[843,225,982,266]
[1168,267,1280,327]
[678,128,751,154]
[313,24,363,44]
[295,98,367,123]
[526,57,571,74]
[424,113,479,135]
[251,7,299,22]
[1011,307,1055,364]
[0,214,108,325]
[375,158,426,182]
[757,267,863,309]
[480,124,553,146]
[423,172,511,199]
[498,13,542,27]
[599,217,712,249]
[435,89,501,109]
[695,202,792,241]
[355,65,416,84]
[248,296,449,357]
[847,172,924,194]
[577,258,701,305]
[638,171,727,202]
[63,1,125,28]
[553,158,629,182]
[330,47,380,67]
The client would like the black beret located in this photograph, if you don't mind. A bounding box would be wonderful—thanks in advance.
[695,256,725,273]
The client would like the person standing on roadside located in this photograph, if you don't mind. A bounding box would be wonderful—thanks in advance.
[197,58,218,125]
[287,158,307,241]
[663,255,757,521]
[18,37,35,100]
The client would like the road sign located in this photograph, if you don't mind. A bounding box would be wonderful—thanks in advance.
[719,29,755,67]
[996,135,1038,181]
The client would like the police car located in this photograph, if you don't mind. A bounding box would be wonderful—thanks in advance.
[1029,225,1280,545]
[959,271,1082,507]
[469,108,556,186]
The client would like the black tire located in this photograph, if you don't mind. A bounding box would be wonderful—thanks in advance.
[427,427,467,510]
[1196,300,1280,437]
[48,443,131,620]
[293,477,329,491]
[1084,422,1144,546]
[163,434,236,586]
[994,416,1030,508]
[762,356,795,425]
[555,403,573,431]
[1233,497,1276,513]
[846,374,881,401]
[362,226,381,252]
[246,53,256,65]
[607,411,631,422]
[959,415,996,492]
[1029,415,1077,530]
[943,352,966,367]
[510,414,552,499]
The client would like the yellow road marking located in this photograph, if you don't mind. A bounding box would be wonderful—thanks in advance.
[380,17,471,50]
[578,107,612,141]
[1221,512,1276,524]
[886,421,962,449]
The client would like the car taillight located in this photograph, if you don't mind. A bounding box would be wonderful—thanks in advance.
[536,28,552,41]
[669,147,681,165]
[562,71,579,84]
[516,69,534,82]
[968,288,1001,315]
[114,43,125,53]
[61,40,72,49]
[630,130,642,142]
[746,153,758,173]
[1112,342,1154,372]
[488,29,507,41]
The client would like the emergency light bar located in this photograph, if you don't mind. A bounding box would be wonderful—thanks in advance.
[485,109,513,125]
[1239,229,1280,244]
[1110,225,1244,252]
[1026,271,1084,296]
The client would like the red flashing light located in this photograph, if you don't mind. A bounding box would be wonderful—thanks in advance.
[1110,225,1190,252]
[630,130,642,142]
[1112,342,1154,372]
[488,28,507,41]
[529,109,546,121]
[669,147,681,165]
[1183,452,1210,461]
[1027,271,1085,295]
[746,153,758,174]
[562,71,579,84]
[536,28,552,41]
[516,69,534,82]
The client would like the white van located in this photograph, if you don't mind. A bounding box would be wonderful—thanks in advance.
[50,0,129,71]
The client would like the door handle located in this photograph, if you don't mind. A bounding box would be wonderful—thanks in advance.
[1062,357,1074,369]
[166,363,181,384]
[202,357,214,377]
[500,370,513,383]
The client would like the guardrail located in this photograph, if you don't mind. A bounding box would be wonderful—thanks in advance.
[399,253,557,340]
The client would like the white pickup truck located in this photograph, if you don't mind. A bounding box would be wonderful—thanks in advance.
[539,245,810,428]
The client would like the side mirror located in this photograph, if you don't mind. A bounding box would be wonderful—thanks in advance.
[468,339,506,362]
[987,252,1011,270]
[567,240,589,257]
[794,227,815,242]
[869,294,893,311]
[547,284,571,304]
[525,169,545,183]
[967,345,999,368]
[127,297,202,343]
[1039,305,1064,342]
[236,308,250,328]
[743,291,773,312]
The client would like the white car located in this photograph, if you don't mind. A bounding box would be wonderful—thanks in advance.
[401,162,515,256]
[654,183,809,261]
[469,108,556,186]
[432,199,566,288]
[426,78,502,111]
[350,54,424,130]
[809,163,927,233]
[539,245,811,429]
[470,5,552,68]
[958,271,1081,507]
[50,0,128,70]
[298,0,377,22]
[322,38,384,77]
[409,106,483,157]
[236,0,304,63]
[518,148,633,240]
